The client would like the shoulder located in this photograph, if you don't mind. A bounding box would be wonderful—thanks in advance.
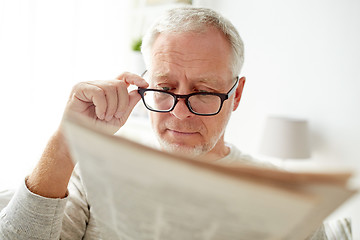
[216,143,277,169]
[0,189,15,211]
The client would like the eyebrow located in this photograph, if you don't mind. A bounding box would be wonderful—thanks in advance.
[196,77,219,85]
[152,72,220,86]
[152,72,170,80]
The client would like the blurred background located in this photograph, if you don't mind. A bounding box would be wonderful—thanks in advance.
[1,0,359,238]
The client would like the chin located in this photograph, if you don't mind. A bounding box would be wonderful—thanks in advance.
[157,137,207,158]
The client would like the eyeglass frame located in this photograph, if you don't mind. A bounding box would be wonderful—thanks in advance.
[137,70,239,116]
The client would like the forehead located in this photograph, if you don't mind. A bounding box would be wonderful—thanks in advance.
[149,27,233,84]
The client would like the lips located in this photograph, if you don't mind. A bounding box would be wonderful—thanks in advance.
[166,128,201,137]
[168,129,197,134]
[164,121,202,137]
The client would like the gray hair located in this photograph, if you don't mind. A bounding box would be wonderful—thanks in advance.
[141,7,244,77]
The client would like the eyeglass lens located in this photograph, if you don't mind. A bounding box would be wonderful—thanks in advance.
[142,91,222,114]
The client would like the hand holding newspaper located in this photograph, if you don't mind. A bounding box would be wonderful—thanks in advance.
[63,114,357,240]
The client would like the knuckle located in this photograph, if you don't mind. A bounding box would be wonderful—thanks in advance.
[117,71,139,83]
[116,81,127,89]
[71,82,85,92]
[93,87,104,95]
[102,80,123,92]
[119,71,132,78]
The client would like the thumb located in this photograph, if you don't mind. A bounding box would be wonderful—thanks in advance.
[125,90,142,115]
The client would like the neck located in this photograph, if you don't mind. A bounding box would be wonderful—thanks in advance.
[197,137,230,162]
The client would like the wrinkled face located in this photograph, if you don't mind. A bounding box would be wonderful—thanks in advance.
[147,28,244,160]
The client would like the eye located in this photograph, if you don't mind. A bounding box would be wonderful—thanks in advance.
[198,89,210,93]
[193,87,213,93]
[193,83,218,93]
[161,86,172,91]
[155,83,175,91]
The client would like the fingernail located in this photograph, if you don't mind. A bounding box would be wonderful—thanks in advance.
[100,113,105,120]
[105,115,113,121]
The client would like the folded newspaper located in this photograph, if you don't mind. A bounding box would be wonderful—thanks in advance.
[63,115,357,240]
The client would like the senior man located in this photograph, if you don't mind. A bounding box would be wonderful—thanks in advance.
[0,7,329,240]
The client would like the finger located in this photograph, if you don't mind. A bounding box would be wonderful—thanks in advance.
[128,89,142,111]
[116,72,149,88]
[121,89,142,118]
[81,84,107,120]
[90,81,131,122]
[115,82,130,118]
[102,85,118,122]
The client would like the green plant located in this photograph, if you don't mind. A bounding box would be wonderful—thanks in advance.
[131,38,142,52]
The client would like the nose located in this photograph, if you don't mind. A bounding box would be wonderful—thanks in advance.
[171,98,193,120]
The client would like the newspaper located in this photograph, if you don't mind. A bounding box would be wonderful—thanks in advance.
[63,115,357,240]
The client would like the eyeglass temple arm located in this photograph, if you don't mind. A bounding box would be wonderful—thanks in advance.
[141,70,148,78]
[226,76,239,98]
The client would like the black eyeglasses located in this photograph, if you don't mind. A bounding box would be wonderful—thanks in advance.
[137,71,239,116]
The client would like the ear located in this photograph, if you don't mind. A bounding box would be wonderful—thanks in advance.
[232,76,246,111]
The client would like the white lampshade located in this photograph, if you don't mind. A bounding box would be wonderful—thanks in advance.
[259,116,311,159]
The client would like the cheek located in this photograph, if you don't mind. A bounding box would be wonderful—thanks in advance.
[200,116,222,135]
[221,99,235,117]
[150,112,165,132]
[206,105,233,132]
[149,112,158,128]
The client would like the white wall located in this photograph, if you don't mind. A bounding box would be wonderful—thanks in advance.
[195,0,360,238]
[0,0,133,189]
[214,0,360,167]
